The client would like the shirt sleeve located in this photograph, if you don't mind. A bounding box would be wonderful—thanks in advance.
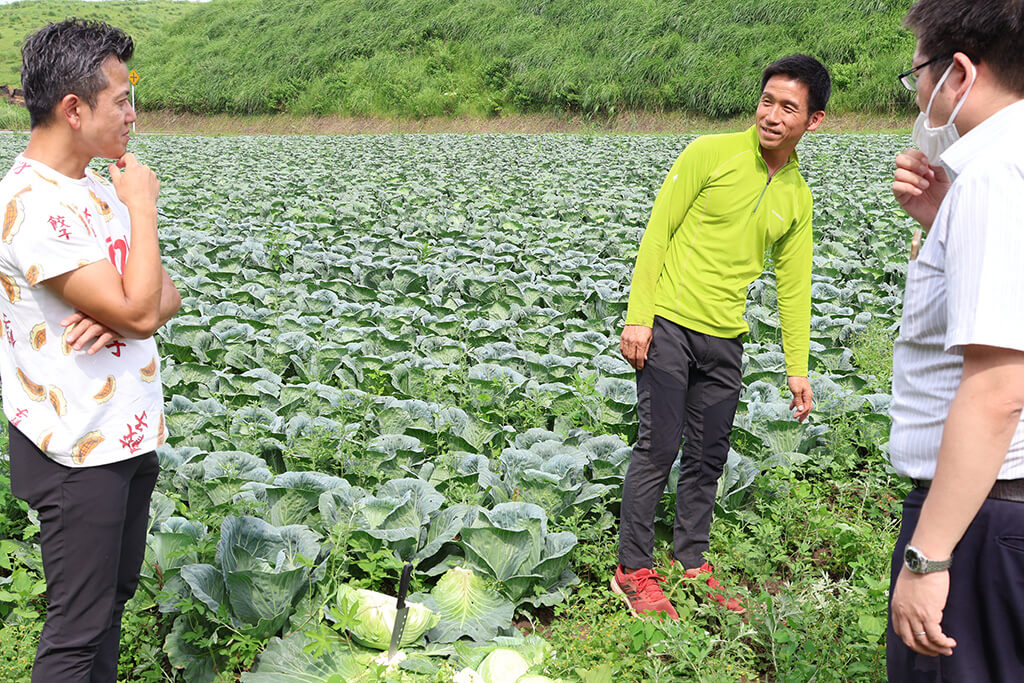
[7,188,106,285]
[945,166,1024,355]
[625,137,712,327]
[771,186,813,377]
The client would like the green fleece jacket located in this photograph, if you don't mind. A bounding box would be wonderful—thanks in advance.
[625,126,813,377]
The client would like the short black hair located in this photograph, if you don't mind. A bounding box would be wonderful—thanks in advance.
[761,54,832,114]
[905,0,1024,96]
[21,19,134,129]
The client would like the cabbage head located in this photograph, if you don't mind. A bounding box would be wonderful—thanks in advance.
[336,584,439,650]
[477,648,529,683]
[453,669,485,683]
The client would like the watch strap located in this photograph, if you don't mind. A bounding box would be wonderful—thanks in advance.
[904,544,952,573]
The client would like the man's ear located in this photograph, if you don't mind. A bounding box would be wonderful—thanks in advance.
[59,93,84,130]
[947,51,974,100]
[805,110,825,132]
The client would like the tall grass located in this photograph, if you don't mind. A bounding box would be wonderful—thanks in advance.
[0,101,28,131]
[2,0,917,119]
[134,0,916,117]
[0,1,193,88]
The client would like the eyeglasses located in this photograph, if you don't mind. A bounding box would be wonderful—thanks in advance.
[898,55,951,92]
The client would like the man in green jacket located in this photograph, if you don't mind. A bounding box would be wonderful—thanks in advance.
[611,55,830,619]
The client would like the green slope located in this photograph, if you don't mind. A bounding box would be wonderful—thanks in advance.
[132,0,917,117]
[2,0,917,120]
[0,1,193,89]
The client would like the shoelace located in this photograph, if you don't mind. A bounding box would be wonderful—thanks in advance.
[632,570,670,599]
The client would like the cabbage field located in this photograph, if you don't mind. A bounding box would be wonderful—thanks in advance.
[0,132,914,682]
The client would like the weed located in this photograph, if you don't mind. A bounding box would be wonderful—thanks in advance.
[0,620,40,683]
[850,319,896,393]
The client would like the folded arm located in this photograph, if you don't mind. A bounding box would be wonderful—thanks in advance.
[43,154,180,340]
[61,268,181,352]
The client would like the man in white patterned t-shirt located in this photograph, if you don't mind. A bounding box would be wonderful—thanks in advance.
[0,20,180,682]
[885,1,1024,679]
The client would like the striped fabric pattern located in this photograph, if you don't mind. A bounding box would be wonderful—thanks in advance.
[889,100,1024,480]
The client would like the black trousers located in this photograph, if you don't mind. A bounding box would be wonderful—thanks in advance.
[888,487,1024,681]
[618,316,743,570]
[7,423,159,683]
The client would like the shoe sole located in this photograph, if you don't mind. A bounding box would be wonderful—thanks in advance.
[609,577,640,617]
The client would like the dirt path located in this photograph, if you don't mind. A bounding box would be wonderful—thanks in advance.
[133,109,912,136]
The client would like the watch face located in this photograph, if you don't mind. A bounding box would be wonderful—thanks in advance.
[905,546,922,572]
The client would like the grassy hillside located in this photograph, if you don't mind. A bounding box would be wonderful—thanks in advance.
[2,0,917,120]
[133,0,917,118]
[0,1,194,89]
[0,100,27,129]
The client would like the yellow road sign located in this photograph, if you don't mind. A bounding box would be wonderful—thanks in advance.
[128,70,140,85]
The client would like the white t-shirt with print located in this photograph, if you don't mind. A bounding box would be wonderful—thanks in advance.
[0,155,166,467]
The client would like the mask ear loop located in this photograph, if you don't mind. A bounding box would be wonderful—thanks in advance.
[923,62,954,124]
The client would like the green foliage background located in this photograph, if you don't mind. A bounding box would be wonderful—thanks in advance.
[3,0,917,119]
[0,102,28,130]
[0,1,192,88]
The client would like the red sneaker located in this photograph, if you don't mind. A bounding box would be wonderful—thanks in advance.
[682,562,745,614]
[610,565,679,620]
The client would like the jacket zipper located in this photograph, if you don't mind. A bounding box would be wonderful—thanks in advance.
[752,160,792,214]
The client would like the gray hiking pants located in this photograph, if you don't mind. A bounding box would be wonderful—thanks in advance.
[617,316,743,569]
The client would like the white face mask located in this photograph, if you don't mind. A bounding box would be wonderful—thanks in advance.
[911,60,976,172]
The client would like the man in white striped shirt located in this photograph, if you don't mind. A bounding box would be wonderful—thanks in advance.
[886,1,1024,679]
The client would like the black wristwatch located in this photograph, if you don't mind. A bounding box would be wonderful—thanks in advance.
[904,545,952,574]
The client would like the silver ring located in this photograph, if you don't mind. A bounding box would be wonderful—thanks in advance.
[914,631,927,637]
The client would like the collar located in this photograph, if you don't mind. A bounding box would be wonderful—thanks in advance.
[746,125,800,169]
[15,153,90,187]
[940,98,1024,174]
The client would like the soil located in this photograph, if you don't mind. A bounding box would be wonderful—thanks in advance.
[123,109,913,136]
[514,606,555,638]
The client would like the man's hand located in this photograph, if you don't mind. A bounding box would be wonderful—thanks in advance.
[61,311,121,354]
[787,376,812,422]
[890,566,956,657]
[893,148,952,231]
[620,325,653,370]
[108,153,160,213]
